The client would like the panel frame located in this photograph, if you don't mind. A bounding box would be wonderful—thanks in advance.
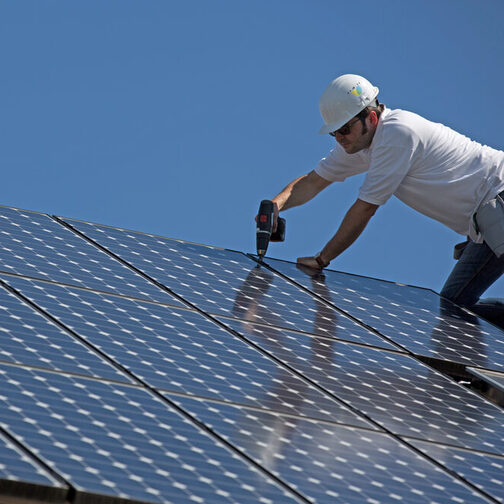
[0,428,69,504]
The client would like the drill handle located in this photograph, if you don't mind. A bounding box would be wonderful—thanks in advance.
[256,200,274,257]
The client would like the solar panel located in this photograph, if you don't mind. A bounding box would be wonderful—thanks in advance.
[0,430,68,502]
[0,206,182,306]
[221,317,504,454]
[408,439,504,503]
[264,258,504,371]
[1,206,503,504]
[2,274,374,428]
[62,219,398,350]
[0,363,301,504]
[169,395,493,504]
[0,280,131,382]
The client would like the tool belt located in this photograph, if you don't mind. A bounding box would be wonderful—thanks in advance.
[472,190,504,258]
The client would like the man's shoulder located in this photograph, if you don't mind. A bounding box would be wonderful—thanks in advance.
[376,108,428,147]
[381,108,429,128]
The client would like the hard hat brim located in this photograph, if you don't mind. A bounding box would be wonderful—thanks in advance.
[319,122,345,135]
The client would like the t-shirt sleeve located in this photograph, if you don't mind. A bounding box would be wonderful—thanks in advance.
[315,145,369,182]
[358,142,416,206]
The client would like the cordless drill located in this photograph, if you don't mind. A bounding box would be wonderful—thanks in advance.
[256,200,286,260]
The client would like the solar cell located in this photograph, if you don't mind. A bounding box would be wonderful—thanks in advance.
[63,219,398,350]
[407,439,504,503]
[264,258,504,371]
[221,317,504,455]
[0,430,68,502]
[0,206,182,305]
[2,275,374,428]
[170,395,493,504]
[0,281,131,382]
[0,363,302,504]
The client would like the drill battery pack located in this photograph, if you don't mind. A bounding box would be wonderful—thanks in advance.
[270,217,286,242]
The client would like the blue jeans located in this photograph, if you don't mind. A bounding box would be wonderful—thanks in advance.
[440,240,504,328]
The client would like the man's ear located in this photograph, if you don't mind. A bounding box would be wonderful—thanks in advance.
[368,111,379,127]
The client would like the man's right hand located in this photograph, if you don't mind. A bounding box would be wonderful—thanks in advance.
[254,201,279,232]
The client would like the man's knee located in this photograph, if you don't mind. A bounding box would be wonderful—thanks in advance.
[440,281,478,307]
[440,240,497,307]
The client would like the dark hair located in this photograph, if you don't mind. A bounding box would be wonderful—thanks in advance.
[358,99,384,119]
[357,99,384,134]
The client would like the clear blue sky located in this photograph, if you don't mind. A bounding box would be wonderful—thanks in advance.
[1,1,503,296]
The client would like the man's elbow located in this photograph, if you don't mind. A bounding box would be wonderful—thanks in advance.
[355,198,380,216]
[307,170,333,192]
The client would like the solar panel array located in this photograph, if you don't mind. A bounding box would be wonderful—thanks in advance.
[0,204,503,504]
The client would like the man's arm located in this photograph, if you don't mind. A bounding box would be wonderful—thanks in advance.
[297,198,379,269]
[273,170,332,211]
[270,170,332,228]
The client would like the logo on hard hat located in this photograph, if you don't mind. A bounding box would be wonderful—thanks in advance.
[350,84,363,96]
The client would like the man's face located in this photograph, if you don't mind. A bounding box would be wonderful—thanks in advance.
[330,114,375,154]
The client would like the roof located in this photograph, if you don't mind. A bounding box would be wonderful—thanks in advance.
[0,204,503,504]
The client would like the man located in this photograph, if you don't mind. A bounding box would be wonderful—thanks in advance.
[270,74,504,327]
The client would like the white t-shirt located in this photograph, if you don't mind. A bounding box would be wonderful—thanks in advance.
[315,107,504,240]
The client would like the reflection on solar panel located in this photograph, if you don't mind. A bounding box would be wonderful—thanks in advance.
[221,318,504,454]
[265,258,504,371]
[171,395,492,504]
[63,219,398,350]
[0,204,503,503]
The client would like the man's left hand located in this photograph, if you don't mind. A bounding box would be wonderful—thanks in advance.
[297,256,325,270]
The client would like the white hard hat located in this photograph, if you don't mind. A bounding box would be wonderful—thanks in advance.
[318,74,379,134]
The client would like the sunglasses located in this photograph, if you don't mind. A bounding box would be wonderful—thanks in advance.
[329,116,361,137]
